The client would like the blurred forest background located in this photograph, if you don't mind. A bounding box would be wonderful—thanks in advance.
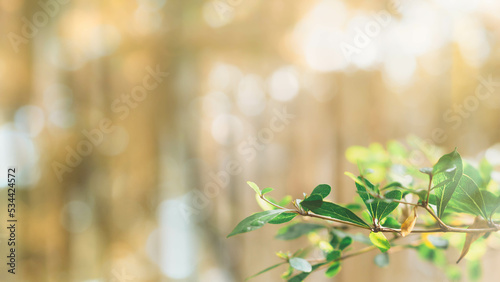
[1,0,500,281]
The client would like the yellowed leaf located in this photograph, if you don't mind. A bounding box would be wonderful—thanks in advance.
[401,206,418,237]
[456,217,489,263]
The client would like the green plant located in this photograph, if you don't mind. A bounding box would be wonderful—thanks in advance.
[227,140,500,281]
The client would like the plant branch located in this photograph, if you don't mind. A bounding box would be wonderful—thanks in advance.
[260,195,287,210]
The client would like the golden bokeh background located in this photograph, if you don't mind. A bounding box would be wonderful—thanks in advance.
[1,0,500,281]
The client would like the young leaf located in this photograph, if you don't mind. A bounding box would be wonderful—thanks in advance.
[261,187,274,195]
[432,149,463,218]
[376,190,403,221]
[374,253,389,267]
[275,223,325,240]
[456,217,489,263]
[309,202,371,228]
[300,194,323,210]
[325,262,341,277]
[311,184,331,198]
[338,236,353,250]
[256,194,277,211]
[245,262,286,280]
[400,206,418,237]
[289,258,312,272]
[369,232,391,252]
[269,213,297,224]
[345,171,366,187]
[227,209,286,238]
[248,181,261,195]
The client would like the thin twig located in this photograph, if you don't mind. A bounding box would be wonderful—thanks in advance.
[260,195,287,210]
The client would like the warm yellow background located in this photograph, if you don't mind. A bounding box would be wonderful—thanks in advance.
[1,0,500,281]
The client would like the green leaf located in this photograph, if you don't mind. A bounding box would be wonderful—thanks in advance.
[309,202,371,228]
[452,175,488,219]
[374,253,389,267]
[248,181,261,195]
[311,184,331,198]
[288,263,326,282]
[269,213,297,224]
[345,171,366,187]
[369,232,391,252]
[464,163,483,188]
[261,187,274,195]
[345,203,362,212]
[227,209,286,237]
[382,182,404,190]
[339,237,353,250]
[245,262,286,280]
[326,250,341,261]
[289,258,312,273]
[325,262,341,277]
[482,191,500,216]
[354,177,378,219]
[382,217,401,229]
[432,149,463,218]
[275,223,325,240]
[376,190,402,221]
[300,194,323,210]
